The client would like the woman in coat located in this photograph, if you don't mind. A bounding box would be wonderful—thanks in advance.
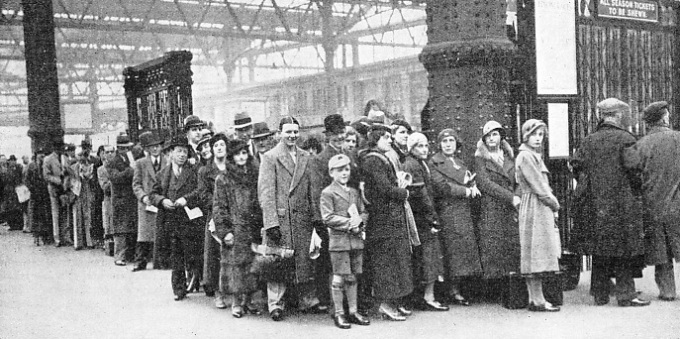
[402,132,448,311]
[213,139,263,318]
[360,124,413,321]
[429,129,483,306]
[515,119,561,312]
[474,121,522,281]
[25,149,52,245]
[196,133,228,307]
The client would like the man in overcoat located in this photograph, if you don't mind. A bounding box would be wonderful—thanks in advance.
[149,135,204,301]
[258,116,324,321]
[97,145,115,255]
[624,101,680,301]
[107,135,139,266]
[571,98,649,307]
[131,131,165,271]
[43,141,67,247]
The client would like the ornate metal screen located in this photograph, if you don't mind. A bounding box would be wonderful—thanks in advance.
[123,51,194,142]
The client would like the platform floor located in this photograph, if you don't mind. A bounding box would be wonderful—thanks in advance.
[1,226,679,339]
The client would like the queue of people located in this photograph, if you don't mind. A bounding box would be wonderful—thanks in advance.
[6,97,680,330]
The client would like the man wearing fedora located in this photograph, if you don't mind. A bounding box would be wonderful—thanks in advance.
[234,112,254,144]
[251,121,276,165]
[149,135,204,301]
[624,101,680,302]
[43,140,68,247]
[184,115,205,164]
[571,98,649,307]
[132,131,165,272]
[107,135,139,266]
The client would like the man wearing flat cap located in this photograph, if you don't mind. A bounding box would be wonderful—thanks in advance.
[184,115,204,164]
[571,98,650,307]
[624,100,680,301]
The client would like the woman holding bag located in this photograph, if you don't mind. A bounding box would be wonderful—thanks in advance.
[515,119,561,312]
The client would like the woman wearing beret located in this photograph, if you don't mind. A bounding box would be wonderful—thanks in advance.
[474,121,522,290]
[515,119,561,312]
[213,139,263,318]
[402,132,448,311]
[429,129,483,306]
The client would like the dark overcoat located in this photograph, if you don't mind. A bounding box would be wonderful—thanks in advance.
[107,152,138,235]
[571,122,645,258]
[429,152,483,279]
[213,161,262,294]
[402,155,444,284]
[474,139,521,278]
[623,126,680,265]
[149,162,204,271]
[25,160,52,237]
[258,142,321,284]
[360,148,413,300]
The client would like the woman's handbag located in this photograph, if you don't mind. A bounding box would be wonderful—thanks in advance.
[250,243,295,283]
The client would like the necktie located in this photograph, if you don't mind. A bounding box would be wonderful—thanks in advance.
[153,159,159,172]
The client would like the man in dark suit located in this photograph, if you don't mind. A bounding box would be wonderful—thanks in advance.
[107,135,139,266]
[149,135,204,301]
[131,131,165,271]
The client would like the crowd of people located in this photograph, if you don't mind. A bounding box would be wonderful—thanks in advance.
[4,97,680,329]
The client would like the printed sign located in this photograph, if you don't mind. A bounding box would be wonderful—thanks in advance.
[535,0,578,95]
[598,0,658,22]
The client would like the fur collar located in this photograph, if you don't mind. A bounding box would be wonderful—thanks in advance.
[474,139,514,160]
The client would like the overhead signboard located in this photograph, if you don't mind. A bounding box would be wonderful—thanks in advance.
[535,0,578,95]
[597,0,659,23]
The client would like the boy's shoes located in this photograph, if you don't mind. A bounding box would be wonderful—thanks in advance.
[347,312,370,326]
[333,314,351,329]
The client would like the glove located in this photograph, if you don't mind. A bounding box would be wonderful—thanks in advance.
[266,226,282,244]
[430,220,441,231]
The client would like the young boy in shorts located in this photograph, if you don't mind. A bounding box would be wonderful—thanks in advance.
[319,154,371,329]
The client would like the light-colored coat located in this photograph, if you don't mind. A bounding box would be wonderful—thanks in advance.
[515,144,561,274]
[42,153,63,187]
[132,155,163,242]
[623,126,680,265]
[320,181,367,252]
[258,142,321,284]
[97,165,112,236]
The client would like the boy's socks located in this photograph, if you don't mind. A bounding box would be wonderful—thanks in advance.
[332,286,345,315]
[345,281,358,314]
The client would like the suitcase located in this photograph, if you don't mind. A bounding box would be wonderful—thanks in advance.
[543,271,564,306]
[502,272,529,309]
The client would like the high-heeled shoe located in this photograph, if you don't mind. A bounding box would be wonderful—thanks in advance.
[379,306,406,321]
[422,299,450,311]
[450,294,470,306]
[232,305,244,318]
[242,303,262,315]
[528,302,560,312]
[397,306,413,316]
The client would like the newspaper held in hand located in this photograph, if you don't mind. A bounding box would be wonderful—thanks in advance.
[309,229,322,259]
[251,243,294,258]
[347,203,362,229]
[70,178,82,197]
[15,185,31,203]
[126,151,135,168]
[145,205,159,213]
[208,218,222,245]
[184,206,203,220]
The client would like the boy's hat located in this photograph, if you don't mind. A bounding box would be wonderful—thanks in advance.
[328,154,351,171]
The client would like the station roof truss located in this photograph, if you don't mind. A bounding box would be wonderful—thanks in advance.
[0,0,427,122]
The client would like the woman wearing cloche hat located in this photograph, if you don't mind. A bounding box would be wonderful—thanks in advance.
[515,119,561,312]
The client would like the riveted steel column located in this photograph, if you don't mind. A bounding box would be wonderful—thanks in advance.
[22,0,63,152]
[420,0,515,162]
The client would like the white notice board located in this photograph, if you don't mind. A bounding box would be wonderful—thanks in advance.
[535,0,578,95]
[547,103,570,158]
